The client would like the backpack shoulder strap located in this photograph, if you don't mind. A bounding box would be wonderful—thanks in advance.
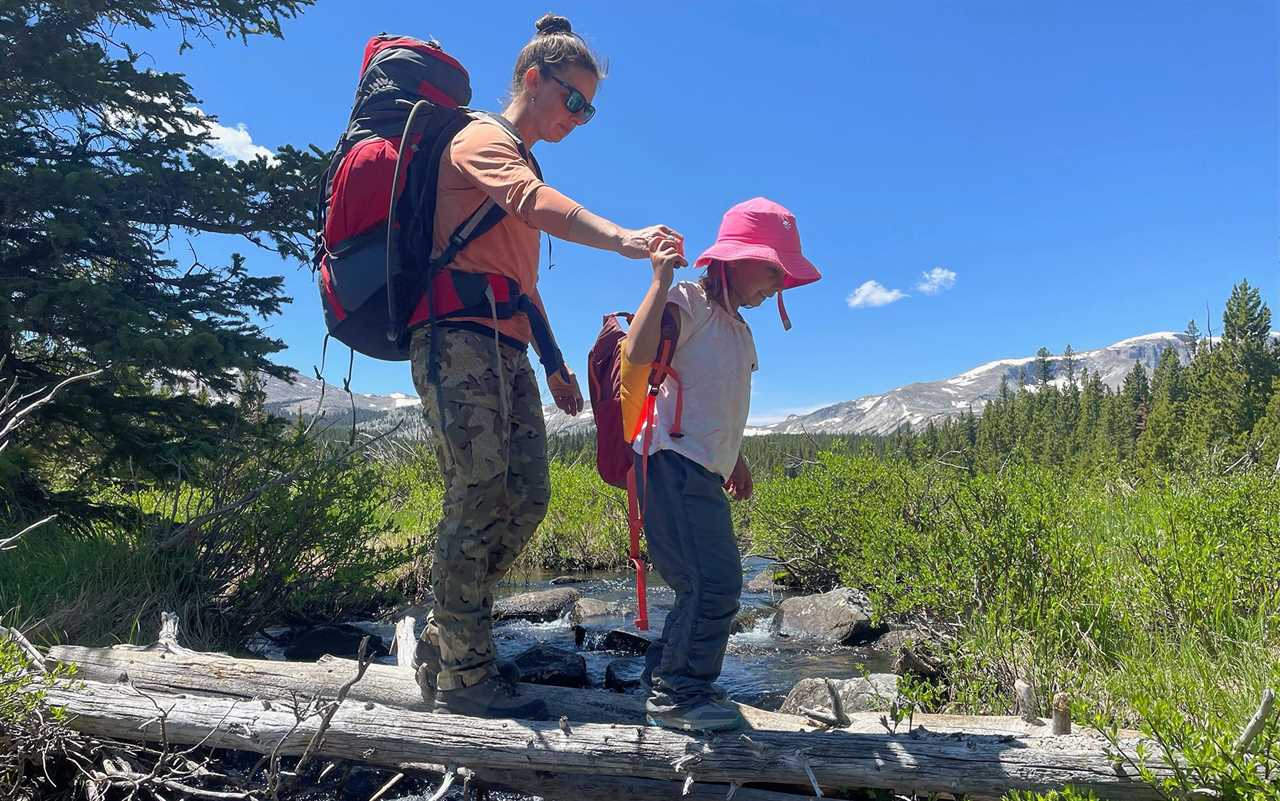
[477,111,543,179]
[655,302,681,372]
[430,111,541,268]
[647,301,685,438]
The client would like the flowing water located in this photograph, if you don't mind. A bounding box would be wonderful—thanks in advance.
[345,558,890,710]
[252,558,889,799]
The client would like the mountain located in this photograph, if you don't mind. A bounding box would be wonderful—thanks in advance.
[261,332,1197,439]
[767,332,1195,435]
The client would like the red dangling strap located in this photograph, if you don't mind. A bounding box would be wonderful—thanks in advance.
[777,291,792,331]
[625,465,648,631]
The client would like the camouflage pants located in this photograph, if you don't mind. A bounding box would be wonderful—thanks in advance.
[410,326,550,690]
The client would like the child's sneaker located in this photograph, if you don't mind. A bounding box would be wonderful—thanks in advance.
[640,674,730,703]
[645,700,745,732]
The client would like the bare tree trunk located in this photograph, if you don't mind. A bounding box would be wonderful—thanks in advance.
[42,676,1170,800]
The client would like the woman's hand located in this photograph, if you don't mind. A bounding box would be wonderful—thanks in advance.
[548,365,584,416]
[650,237,686,286]
[724,454,753,501]
[618,224,684,260]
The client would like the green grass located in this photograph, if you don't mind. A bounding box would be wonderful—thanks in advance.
[748,447,1280,798]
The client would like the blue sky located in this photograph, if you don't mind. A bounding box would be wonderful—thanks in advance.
[131,2,1277,422]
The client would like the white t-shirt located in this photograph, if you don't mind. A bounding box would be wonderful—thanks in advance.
[633,281,757,480]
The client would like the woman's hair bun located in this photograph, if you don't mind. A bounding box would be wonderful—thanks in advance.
[535,14,573,36]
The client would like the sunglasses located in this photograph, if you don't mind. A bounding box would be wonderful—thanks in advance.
[543,72,596,124]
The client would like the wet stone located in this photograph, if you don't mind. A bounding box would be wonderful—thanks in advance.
[567,597,617,624]
[604,657,646,693]
[773,587,886,645]
[550,575,586,585]
[745,569,786,594]
[573,626,650,655]
[779,674,901,716]
[494,587,582,623]
[731,606,776,634]
[280,624,389,661]
[513,642,590,688]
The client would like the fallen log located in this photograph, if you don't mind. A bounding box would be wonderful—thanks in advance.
[45,678,1171,800]
[49,640,1103,738]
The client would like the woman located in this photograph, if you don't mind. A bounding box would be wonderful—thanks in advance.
[412,14,681,720]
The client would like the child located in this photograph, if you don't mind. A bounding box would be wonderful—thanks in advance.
[621,197,822,732]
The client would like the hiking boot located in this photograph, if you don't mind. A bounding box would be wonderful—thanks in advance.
[640,674,730,703]
[645,699,746,732]
[413,632,519,705]
[434,676,550,720]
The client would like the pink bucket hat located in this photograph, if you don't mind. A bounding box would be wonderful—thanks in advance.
[693,197,821,329]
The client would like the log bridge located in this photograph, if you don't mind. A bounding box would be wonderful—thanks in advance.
[28,614,1174,800]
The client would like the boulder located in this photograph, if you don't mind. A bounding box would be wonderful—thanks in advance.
[604,657,646,693]
[550,575,585,585]
[779,674,900,716]
[773,588,884,644]
[873,625,946,680]
[573,626,650,655]
[493,588,582,623]
[567,597,620,624]
[745,570,785,594]
[281,624,390,662]
[512,642,589,688]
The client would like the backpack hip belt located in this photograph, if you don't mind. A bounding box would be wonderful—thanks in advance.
[410,267,566,379]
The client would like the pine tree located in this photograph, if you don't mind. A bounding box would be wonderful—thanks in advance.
[1062,344,1078,385]
[1118,362,1152,457]
[1184,282,1278,454]
[1035,347,1053,387]
[2,1,322,495]
[1251,384,1280,470]
[1221,280,1277,436]
[1185,319,1201,357]
[1136,348,1186,469]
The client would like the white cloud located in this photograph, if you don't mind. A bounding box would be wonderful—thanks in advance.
[202,118,274,164]
[847,280,907,309]
[916,267,957,295]
[105,94,275,164]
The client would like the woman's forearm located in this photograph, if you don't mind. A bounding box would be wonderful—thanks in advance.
[523,186,623,252]
[563,206,625,252]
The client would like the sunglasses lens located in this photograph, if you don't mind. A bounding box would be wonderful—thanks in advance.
[565,91,584,113]
[578,105,595,123]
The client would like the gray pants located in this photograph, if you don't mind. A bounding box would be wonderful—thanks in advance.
[637,449,742,710]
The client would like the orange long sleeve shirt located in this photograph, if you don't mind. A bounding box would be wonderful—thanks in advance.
[432,117,583,346]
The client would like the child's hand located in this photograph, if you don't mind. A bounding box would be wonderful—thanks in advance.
[724,455,753,501]
[649,236,687,286]
[619,224,683,259]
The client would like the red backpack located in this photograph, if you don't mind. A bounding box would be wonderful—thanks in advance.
[586,305,682,630]
[314,34,565,377]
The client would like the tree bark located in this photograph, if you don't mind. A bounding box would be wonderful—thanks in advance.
[49,642,1075,735]
[43,677,1170,801]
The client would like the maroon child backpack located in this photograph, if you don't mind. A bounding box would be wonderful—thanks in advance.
[586,306,682,488]
[586,306,682,631]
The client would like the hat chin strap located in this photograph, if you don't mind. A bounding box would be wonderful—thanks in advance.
[777,291,792,331]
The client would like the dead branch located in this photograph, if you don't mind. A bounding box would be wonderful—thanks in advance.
[0,368,105,450]
[1233,688,1276,755]
[0,625,47,672]
[283,635,373,792]
[0,514,57,552]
